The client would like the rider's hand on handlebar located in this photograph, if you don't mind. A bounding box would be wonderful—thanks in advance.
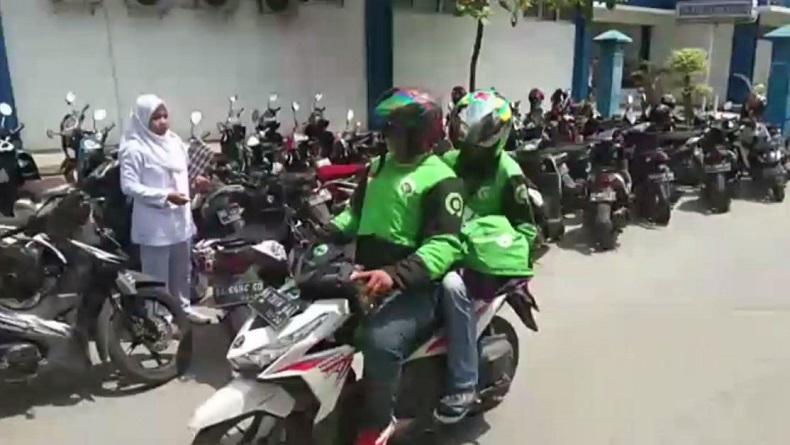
[350,269,394,299]
[167,192,190,206]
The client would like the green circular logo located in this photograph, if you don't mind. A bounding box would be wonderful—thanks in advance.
[312,244,329,257]
[399,179,416,197]
[496,234,514,248]
[445,192,464,217]
[477,186,491,201]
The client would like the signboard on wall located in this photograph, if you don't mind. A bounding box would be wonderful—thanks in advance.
[676,0,757,21]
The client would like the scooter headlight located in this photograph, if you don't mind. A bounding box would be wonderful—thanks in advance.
[228,314,329,372]
[760,150,782,163]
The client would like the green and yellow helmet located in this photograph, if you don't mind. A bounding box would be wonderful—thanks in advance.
[375,87,443,152]
[449,89,513,156]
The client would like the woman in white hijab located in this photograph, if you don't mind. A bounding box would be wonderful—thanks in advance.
[120,94,210,323]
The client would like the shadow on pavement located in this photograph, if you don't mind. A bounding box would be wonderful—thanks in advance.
[554,226,593,256]
[438,415,492,445]
[180,323,233,389]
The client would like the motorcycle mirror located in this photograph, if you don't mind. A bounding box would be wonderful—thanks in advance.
[346,109,354,123]
[356,121,362,129]
[314,93,323,103]
[269,93,279,103]
[190,110,203,126]
[65,91,76,105]
[93,109,107,122]
[252,109,260,123]
[723,101,733,111]
[46,129,55,139]
[292,102,300,112]
[627,95,634,105]
[0,103,12,117]
[230,95,238,103]
[247,135,260,146]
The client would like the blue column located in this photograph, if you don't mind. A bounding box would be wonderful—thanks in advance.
[594,30,632,118]
[0,9,18,130]
[727,21,759,104]
[571,11,592,102]
[765,26,790,134]
[365,0,393,129]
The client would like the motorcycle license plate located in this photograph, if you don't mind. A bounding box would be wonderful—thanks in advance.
[308,188,332,207]
[589,190,616,202]
[704,162,731,174]
[248,287,300,330]
[648,171,674,182]
[213,280,265,306]
[217,204,243,226]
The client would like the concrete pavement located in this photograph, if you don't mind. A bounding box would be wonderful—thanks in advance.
[2,191,790,444]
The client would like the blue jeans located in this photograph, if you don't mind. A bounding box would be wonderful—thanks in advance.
[440,271,478,395]
[360,286,438,431]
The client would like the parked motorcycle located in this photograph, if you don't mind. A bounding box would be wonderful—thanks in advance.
[626,131,675,225]
[584,139,630,250]
[49,92,91,184]
[218,95,248,169]
[0,190,191,385]
[249,93,285,170]
[0,103,39,216]
[744,123,787,202]
[188,243,538,444]
[699,122,739,213]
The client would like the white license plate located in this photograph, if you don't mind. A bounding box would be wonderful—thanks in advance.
[217,205,243,226]
[308,188,332,206]
[704,162,731,173]
[589,190,616,202]
[648,172,674,182]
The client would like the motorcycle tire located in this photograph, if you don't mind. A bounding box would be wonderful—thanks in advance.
[593,203,617,251]
[770,184,786,203]
[652,188,671,226]
[101,288,192,386]
[471,316,519,415]
[713,174,731,213]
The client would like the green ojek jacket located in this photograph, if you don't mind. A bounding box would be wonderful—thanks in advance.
[441,149,537,277]
[330,153,465,289]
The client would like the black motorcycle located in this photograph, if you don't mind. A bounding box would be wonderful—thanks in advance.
[249,93,285,170]
[218,95,248,170]
[699,123,739,213]
[0,103,39,216]
[626,131,675,225]
[584,139,630,250]
[746,124,787,202]
[0,190,191,385]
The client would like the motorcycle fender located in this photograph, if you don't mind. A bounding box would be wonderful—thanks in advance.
[188,379,295,431]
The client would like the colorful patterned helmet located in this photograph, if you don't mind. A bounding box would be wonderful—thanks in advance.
[375,87,443,155]
[449,89,513,155]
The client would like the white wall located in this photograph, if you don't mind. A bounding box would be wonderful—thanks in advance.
[393,11,575,106]
[1,0,367,151]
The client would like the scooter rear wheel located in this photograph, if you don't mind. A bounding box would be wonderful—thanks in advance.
[471,316,519,415]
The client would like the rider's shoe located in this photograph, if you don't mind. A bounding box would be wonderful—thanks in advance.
[433,390,477,425]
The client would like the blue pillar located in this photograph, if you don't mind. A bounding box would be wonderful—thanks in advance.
[0,9,18,130]
[727,21,760,104]
[365,0,393,129]
[571,11,592,102]
[594,30,632,118]
[765,26,790,134]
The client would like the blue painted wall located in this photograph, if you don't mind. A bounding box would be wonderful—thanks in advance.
[571,12,592,101]
[0,9,18,130]
[365,0,393,129]
[727,22,760,103]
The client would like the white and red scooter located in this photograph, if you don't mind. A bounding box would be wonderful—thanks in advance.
[188,243,538,444]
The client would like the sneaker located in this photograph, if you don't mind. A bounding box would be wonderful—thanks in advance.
[183,307,212,325]
[433,391,477,425]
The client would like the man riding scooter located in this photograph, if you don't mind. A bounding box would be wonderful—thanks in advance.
[436,89,538,423]
[322,88,466,445]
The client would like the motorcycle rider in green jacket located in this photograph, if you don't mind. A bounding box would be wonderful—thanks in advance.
[434,89,538,424]
[326,88,466,445]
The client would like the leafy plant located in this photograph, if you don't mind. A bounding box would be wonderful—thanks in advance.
[666,48,709,124]
[456,0,619,91]
[631,60,668,108]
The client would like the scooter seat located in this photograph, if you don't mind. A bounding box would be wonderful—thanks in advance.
[317,164,365,182]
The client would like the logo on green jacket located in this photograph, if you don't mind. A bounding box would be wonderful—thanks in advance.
[445,192,464,217]
[476,186,491,201]
[515,183,529,205]
[399,178,416,197]
[496,234,514,248]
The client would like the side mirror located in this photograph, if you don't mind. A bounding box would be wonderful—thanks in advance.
[46,129,55,139]
[190,110,203,126]
[247,135,260,147]
[65,91,76,105]
[314,93,323,103]
[252,109,260,123]
[346,109,354,123]
[230,95,238,103]
[627,95,634,105]
[269,93,279,103]
[723,101,733,111]
[93,109,107,122]
[292,102,300,112]
[0,103,13,117]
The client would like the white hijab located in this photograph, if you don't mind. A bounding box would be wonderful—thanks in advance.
[121,94,186,172]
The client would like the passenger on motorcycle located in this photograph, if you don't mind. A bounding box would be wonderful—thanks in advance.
[437,89,538,423]
[323,88,466,445]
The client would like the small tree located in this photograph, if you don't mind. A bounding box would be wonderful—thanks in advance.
[667,48,710,124]
[456,0,618,91]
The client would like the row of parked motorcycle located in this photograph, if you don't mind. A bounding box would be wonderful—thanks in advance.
[0,86,787,444]
[507,89,789,251]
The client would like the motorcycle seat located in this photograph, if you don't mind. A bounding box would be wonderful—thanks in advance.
[316,164,365,182]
